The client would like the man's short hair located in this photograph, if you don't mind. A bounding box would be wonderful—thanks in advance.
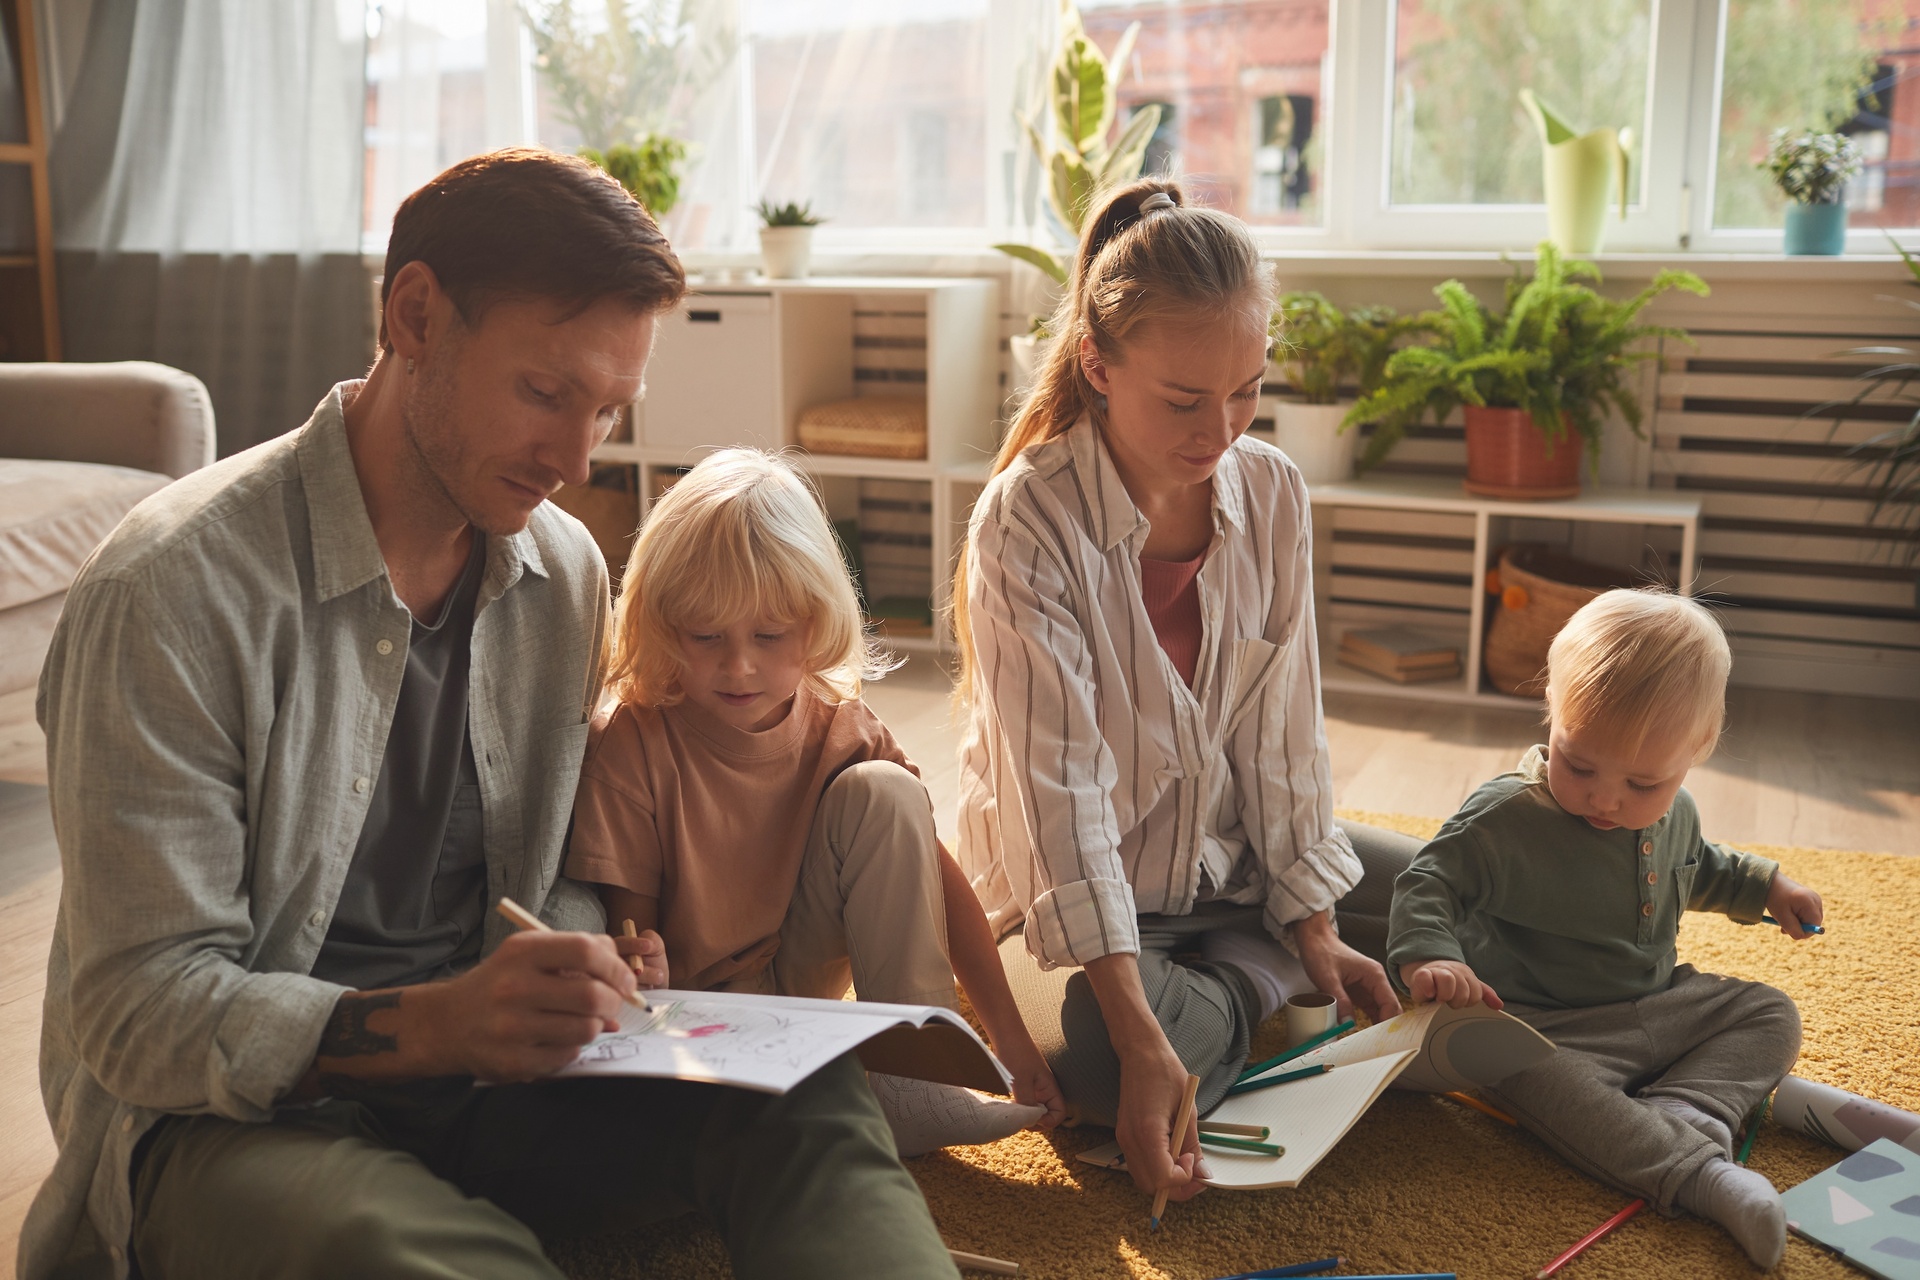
[379,146,687,350]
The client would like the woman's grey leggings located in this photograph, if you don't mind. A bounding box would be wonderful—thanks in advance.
[996,819,1420,1125]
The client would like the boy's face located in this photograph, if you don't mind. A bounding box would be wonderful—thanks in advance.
[1545,721,1700,832]
[676,614,810,733]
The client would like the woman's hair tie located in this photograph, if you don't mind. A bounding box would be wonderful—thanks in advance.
[1138,191,1177,214]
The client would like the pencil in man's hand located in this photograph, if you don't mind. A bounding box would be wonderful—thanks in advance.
[495,897,650,1011]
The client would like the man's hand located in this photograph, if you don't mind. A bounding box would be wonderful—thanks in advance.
[1400,959,1504,1010]
[613,928,670,989]
[419,930,637,1082]
[1765,873,1825,940]
[1293,912,1402,1023]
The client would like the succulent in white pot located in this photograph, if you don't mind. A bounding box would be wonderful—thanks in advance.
[756,199,825,279]
[1271,292,1430,484]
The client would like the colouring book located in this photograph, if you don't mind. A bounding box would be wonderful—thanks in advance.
[551,989,1012,1096]
[1077,1002,1555,1190]
[1781,1138,1920,1280]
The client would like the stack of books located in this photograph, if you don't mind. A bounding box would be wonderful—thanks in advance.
[1337,628,1462,684]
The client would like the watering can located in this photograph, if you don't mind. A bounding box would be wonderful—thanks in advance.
[1520,89,1631,255]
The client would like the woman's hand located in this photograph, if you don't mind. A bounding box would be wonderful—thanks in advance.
[1085,953,1208,1203]
[1294,911,1401,1023]
[1400,959,1503,1010]
[1000,1042,1068,1131]
[1765,873,1825,940]
[613,928,670,989]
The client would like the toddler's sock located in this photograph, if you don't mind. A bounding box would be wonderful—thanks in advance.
[866,1073,1045,1158]
[1645,1095,1734,1156]
[1677,1156,1786,1270]
[1200,927,1314,1022]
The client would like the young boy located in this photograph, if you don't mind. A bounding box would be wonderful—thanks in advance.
[1387,589,1823,1270]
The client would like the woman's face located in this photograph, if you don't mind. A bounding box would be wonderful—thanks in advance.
[1082,313,1269,490]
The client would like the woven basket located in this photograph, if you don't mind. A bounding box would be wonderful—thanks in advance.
[1482,544,1634,696]
[797,395,928,460]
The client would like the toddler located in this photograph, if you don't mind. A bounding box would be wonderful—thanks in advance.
[564,449,1062,1153]
[1388,588,1822,1269]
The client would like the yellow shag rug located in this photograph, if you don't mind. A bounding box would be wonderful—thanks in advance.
[551,812,1920,1280]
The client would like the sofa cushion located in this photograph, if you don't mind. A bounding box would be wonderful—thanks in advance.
[0,459,172,612]
[0,591,65,696]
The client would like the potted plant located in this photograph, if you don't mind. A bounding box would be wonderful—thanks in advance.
[581,133,688,216]
[1345,243,1708,499]
[992,1,1163,390]
[755,200,825,280]
[1763,128,1862,256]
[1270,292,1428,484]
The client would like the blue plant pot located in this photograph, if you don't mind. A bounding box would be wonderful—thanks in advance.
[1784,202,1848,255]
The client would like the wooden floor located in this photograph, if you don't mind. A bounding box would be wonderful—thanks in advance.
[0,666,1914,1276]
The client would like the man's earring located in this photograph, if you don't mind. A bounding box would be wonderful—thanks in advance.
[406,358,415,375]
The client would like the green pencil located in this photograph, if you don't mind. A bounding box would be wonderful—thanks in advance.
[1736,1095,1771,1165]
[1236,1020,1356,1083]
[1199,1134,1285,1156]
[1225,1063,1331,1098]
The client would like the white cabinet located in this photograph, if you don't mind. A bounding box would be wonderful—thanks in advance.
[639,293,780,450]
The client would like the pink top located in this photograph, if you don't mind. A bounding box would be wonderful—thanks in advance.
[1139,550,1207,688]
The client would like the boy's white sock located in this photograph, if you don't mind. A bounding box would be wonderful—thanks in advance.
[1646,1095,1734,1156]
[866,1072,1045,1158]
[1200,928,1314,1022]
[1677,1157,1786,1270]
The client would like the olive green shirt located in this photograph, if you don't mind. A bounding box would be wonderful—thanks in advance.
[1387,745,1778,1010]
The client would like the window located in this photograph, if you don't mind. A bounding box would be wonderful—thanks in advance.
[1080,1,1331,228]
[1712,0,1920,231]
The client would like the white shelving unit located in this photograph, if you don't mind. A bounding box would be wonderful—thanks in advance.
[1308,475,1703,707]
[589,276,1001,649]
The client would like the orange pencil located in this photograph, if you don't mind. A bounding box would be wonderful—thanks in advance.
[1535,1198,1646,1278]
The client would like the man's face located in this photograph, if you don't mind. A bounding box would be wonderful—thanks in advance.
[403,295,654,536]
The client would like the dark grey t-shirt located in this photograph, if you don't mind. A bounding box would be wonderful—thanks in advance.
[311,539,489,990]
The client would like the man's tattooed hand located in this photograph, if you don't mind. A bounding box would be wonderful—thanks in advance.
[316,990,402,1058]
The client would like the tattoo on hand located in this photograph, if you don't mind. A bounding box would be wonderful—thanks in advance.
[318,990,401,1058]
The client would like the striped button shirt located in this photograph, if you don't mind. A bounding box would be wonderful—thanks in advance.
[957,418,1361,970]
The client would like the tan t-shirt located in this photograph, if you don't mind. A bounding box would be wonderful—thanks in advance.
[564,692,913,991]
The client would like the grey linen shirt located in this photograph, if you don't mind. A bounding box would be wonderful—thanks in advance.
[23,384,610,1280]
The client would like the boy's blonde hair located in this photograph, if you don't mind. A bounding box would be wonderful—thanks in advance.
[1545,588,1731,761]
[606,449,891,707]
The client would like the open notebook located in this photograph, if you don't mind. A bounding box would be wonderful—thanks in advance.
[552,989,1012,1096]
[1078,1002,1555,1190]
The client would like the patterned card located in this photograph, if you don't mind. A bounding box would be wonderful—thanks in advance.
[1782,1138,1920,1279]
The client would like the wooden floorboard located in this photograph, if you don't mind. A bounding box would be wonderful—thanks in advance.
[1,662,1913,1274]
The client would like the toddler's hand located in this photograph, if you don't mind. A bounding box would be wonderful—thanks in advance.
[614,928,671,989]
[1765,873,1824,940]
[1400,960,1504,1011]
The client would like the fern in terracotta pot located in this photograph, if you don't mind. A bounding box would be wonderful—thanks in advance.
[1345,243,1707,498]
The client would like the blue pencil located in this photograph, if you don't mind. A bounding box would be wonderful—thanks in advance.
[1237,1019,1356,1083]
[1225,1063,1330,1097]
[1205,1258,1343,1280]
[1761,914,1824,934]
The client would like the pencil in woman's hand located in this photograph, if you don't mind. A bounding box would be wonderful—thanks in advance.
[1150,1073,1202,1231]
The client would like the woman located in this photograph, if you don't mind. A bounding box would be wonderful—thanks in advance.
[953,178,1420,1206]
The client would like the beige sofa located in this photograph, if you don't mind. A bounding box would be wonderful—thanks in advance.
[0,362,215,700]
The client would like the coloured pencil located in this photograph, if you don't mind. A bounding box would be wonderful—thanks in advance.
[1199,1120,1271,1139]
[1534,1198,1646,1278]
[1225,1063,1331,1097]
[948,1247,1019,1275]
[1761,914,1824,934]
[496,897,649,1011]
[1237,1019,1356,1082]
[1443,1090,1518,1126]
[620,918,648,981]
[1737,1094,1771,1166]
[1204,1260,1343,1280]
[1198,1133,1285,1156]
[1149,1073,1202,1231]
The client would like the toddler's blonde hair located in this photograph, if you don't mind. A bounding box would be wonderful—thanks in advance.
[1546,588,1731,761]
[606,449,891,708]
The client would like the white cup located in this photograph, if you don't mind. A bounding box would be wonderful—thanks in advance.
[1284,991,1338,1047]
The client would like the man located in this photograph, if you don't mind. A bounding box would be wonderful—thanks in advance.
[23,148,958,1280]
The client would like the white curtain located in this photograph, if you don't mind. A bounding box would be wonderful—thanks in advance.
[50,0,373,454]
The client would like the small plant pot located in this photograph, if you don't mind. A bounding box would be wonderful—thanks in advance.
[759,225,815,279]
[1463,405,1582,500]
[1271,400,1355,484]
[1783,201,1848,256]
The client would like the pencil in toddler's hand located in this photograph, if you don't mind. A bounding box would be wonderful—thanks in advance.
[496,897,649,1011]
